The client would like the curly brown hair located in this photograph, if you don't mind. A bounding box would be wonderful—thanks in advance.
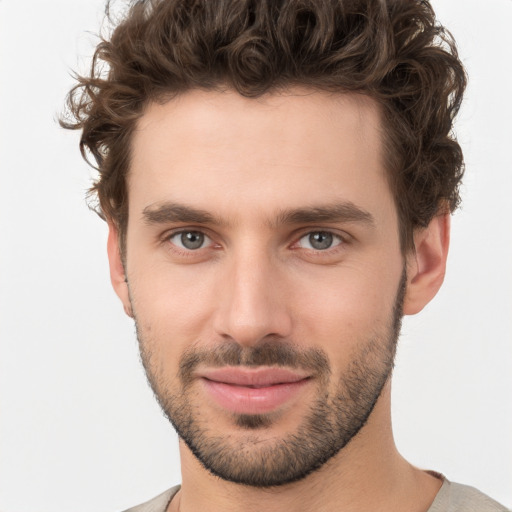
[61,0,466,253]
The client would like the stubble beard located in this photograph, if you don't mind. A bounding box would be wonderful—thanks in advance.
[134,270,406,488]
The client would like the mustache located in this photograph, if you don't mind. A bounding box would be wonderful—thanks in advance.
[179,340,331,385]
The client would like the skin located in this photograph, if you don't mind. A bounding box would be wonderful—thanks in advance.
[107,88,450,512]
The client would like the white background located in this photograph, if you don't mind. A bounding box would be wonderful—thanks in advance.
[0,1,511,510]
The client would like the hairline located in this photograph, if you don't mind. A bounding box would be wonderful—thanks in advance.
[113,85,424,258]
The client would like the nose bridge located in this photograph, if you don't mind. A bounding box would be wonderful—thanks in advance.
[214,241,292,345]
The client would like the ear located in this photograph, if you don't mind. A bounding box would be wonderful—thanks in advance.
[403,213,450,315]
[107,222,133,318]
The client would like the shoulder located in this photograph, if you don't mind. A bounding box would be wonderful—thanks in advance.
[429,478,509,512]
[121,486,180,512]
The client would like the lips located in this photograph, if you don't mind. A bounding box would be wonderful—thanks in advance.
[198,367,311,415]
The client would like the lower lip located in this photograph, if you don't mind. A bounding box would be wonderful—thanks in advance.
[201,378,310,415]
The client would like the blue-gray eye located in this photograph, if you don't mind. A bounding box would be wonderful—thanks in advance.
[171,231,208,250]
[298,231,342,250]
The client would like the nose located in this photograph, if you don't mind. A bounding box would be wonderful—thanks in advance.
[212,248,293,347]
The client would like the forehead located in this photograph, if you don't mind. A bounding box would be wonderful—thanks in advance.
[129,88,394,226]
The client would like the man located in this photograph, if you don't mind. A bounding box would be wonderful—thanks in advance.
[61,0,508,511]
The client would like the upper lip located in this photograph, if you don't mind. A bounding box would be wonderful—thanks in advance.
[198,367,311,387]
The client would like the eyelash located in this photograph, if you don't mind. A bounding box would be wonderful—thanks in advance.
[162,229,218,258]
[161,228,350,257]
[293,231,346,251]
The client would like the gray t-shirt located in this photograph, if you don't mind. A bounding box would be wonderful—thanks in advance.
[122,478,509,512]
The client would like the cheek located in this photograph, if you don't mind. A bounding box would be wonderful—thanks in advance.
[291,265,401,352]
[128,260,220,352]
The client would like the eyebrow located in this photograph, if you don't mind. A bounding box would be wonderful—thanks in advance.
[143,203,224,225]
[142,201,375,228]
[274,203,375,227]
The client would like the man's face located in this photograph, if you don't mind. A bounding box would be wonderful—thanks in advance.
[122,88,406,486]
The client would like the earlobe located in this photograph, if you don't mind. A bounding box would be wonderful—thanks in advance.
[403,213,450,316]
[107,223,133,318]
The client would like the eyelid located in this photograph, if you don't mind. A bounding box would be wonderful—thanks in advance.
[159,226,351,256]
[293,228,350,244]
[161,226,211,240]
[298,232,342,250]
[161,227,219,253]
[171,230,212,249]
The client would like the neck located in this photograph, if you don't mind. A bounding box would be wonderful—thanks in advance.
[170,383,441,512]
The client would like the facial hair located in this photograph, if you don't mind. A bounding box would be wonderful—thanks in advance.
[134,269,406,487]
